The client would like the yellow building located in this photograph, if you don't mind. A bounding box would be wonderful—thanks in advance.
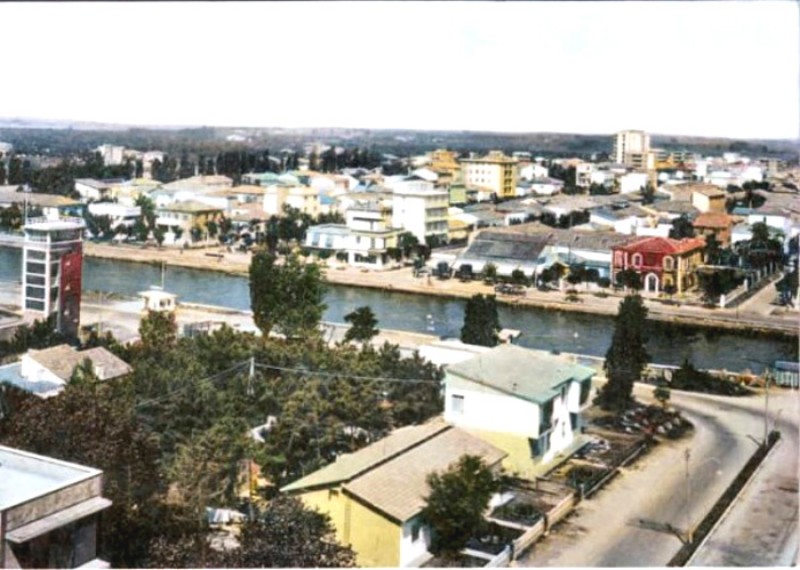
[460,150,518,200]
[281,421,506,567]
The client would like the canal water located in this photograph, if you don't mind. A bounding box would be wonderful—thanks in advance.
[0,247,795,372]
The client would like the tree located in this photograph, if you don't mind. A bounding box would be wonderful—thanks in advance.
[343,306,379,345]
[482,262,498,284]
[421,455,501,559]
[596,294,650,411]
[669,215,696,239]
[616,268,642,291]
[0,380,171,568]
[460,294,501,347]
[653,383,671,409]
[399,232,420,258]
[704,233,721,264]
[641,183,656,205]
[138,309,178,355]
[249,251,327,338]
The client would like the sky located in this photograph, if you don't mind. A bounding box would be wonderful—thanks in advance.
[1,1,797,139]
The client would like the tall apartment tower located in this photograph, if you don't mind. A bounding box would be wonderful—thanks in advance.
[22,217,85,338]
[613,130,652,168]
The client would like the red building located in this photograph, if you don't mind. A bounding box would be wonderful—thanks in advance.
[611,236,705,294]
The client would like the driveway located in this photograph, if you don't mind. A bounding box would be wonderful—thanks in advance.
[518,384,799,567]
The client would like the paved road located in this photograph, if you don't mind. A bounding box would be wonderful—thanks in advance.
[519,384,799,567]
[689,391,800,567]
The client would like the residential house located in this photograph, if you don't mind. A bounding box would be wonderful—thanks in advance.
[388,177,449,244]
[444,344,594,478]
[161,175,233,191]
[520,162,549,182]
[0,186,83,221]
[86,202,140,234]
[155,201,224,243]
[281,421,506,567]
[0,446,112,568]
[262,183,321,219]
[74,179,126,202]
[589,204,656,235]
[692,212,735,248]
[0,344,132,398]
[345,199,402,268]
[618,171,650,194]
[529,177,564,196]
[611,236,706,294]
[460,151,519,200]
[691,187,726,213]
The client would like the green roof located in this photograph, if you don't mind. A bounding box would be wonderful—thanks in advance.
[446,344,594,404]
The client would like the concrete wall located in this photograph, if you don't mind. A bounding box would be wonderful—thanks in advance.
[4,475,102,532]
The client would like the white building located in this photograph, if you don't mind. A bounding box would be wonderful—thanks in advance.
[443,344,594,478]
[95,144,125,166]
[618,171,650,194]
[613,130,651,166]
[389,177,449,243]
[520,162,549,182]
[87,202,140,232]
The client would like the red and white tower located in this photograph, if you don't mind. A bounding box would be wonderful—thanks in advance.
[21,217,85,338]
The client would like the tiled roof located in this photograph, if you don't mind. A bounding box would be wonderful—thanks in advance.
[342,426,506,523]
[614,236,706,255]
[446,344,595,405]
[281,421,450,492]
[693,212,733,228]
[158,201,222,214]
[28,345,132,382]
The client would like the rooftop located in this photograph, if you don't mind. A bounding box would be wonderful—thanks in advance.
[0,445,101,510]
[158,201,223,214]
[446,344,595,405]
[614,236,706,255]
[693,212,734,228]
[27,344,132,382]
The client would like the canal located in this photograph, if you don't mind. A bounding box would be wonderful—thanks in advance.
[0,247,795,372]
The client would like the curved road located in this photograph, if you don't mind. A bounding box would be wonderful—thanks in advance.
[520,384,799,567]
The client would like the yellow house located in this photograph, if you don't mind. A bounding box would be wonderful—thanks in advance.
[281,421,506,567]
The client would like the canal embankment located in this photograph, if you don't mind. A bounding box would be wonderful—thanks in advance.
[80,242,798,338]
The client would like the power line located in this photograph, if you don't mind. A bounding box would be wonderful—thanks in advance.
[252,362,441,385]
[132,358,441,410]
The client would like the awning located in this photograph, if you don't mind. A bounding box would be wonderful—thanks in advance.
[5,497,112,544]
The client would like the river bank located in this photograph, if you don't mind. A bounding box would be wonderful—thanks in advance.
[83,242,798,338]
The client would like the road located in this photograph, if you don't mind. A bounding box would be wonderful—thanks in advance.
[519,384,799,567]
[688,392,799,567]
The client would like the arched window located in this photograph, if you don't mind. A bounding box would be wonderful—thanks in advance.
[632,253,643,267]
[663,256,674,271]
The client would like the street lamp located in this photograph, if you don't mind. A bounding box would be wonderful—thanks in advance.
[684,448,722,544]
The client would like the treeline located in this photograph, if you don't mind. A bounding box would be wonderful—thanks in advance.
[0,151,131,195]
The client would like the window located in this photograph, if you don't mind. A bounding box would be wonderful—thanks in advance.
[411,522,421,542]
[451,394,465,415]
[632,253,643,267]
[663,256,674,270]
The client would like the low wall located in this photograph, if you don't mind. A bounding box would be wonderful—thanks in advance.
[667,430,782,566]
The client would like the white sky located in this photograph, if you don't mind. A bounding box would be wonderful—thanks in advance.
[1,1,797,139]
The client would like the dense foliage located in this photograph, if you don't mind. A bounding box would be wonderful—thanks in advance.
[249,251,327,339]
[421,455,502,558]
[460,294,501,347]
[0,307,444,566]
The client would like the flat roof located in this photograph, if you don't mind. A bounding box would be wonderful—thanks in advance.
[0,445,102,510]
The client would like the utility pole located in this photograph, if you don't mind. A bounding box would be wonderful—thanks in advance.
[763,368,771,446]
[684,448,692,544]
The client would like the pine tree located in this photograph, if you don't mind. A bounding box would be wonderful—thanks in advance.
[597,294,650,411]
[460,294,501,347]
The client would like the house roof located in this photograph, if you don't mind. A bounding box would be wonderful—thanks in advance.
[459,231,550,266]
[342,425,506,523]
[446,344,595,405]
[693,212,733,229]
[158,201,222,214]
[614,236,706,255]
[490,223,637,253]
[281,421,450,493]
[27,345,132,382]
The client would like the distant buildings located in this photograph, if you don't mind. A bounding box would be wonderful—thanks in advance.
[94,144,125,166]
[461,150,519,200]
[613,130,654,170]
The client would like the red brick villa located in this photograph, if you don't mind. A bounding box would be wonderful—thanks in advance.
[611,236,706,294]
